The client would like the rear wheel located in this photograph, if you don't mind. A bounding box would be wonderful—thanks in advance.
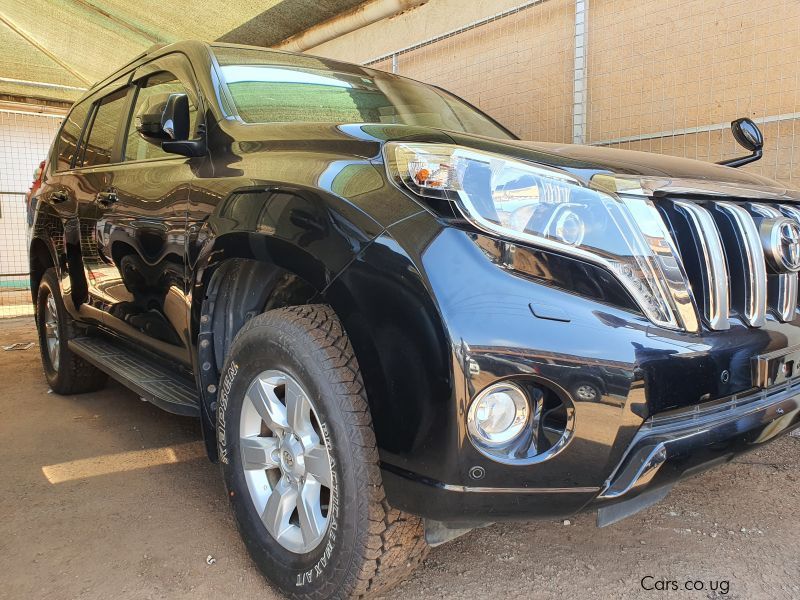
[571,381,600,402]
[35,268,107,394]
[218,305,427,599]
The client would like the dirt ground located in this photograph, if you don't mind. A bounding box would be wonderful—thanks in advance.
[0,316,798,600]
[0,289,34,318]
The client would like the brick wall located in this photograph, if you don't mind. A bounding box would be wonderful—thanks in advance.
[587,0,800,183]
[315,0,800,185]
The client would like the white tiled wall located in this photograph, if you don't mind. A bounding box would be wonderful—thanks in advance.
[0,110,62,317]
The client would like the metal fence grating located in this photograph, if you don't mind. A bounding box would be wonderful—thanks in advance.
[367,0,577,144]
[0,110,61,318]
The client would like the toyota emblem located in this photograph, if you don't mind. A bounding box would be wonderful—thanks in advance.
[760,217,800,273]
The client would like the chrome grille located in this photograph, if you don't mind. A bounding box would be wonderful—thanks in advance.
[749,204,798,322]
[660,199,800,330]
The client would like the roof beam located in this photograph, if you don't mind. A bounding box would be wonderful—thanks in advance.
[68,0,165,44]
[0,12,91,85]
[0,76,86,92]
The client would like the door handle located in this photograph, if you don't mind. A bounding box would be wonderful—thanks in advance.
[50,191,68,204]
[96,190,118,207]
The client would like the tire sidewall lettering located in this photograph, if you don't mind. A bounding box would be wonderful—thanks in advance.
[217,360,239,465]
[296,421,339,587]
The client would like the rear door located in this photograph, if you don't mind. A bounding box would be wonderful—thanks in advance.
[34,97,93,318]
[94,53,203,365]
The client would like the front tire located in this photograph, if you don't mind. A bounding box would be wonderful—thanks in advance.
[35,268,107,394]
[218,305,427,599]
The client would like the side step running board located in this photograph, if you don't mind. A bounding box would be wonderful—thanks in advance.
[69,336,200,417]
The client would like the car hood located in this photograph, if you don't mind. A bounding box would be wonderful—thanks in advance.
[508,140,800,201]
[350,123,797,199]
[228,122,799,200]
[442,132,799,200]
[509,140,767,182]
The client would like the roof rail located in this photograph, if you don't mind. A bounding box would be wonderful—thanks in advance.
[85,43,167,92]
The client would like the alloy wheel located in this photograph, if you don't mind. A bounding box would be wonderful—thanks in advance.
[239,370,333,554]
[44,291,60,371]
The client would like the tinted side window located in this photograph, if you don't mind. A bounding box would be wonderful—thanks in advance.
[54,101,91,171]
[125,72,197,162]
[81,87,130,167]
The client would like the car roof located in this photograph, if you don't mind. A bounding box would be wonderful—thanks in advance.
[79,40,212,103]
[80,40,396,106]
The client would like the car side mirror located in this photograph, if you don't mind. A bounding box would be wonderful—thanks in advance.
[731,117,763,152]
[134,92,176,140]
[717,117,763,168]
[160,93,190,141]
[160,93,206,158]
[134,92,206,157]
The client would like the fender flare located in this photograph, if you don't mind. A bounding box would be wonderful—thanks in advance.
[189,186,384,459]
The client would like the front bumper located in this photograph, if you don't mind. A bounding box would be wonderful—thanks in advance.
[593,379,800,526]
[384,379,799,525]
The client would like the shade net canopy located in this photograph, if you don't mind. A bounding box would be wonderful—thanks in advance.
[0,0,366,102]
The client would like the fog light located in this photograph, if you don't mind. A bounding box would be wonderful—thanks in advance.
[467,382,529,447]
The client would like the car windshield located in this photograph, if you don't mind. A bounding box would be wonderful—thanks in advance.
[212,46,514,139]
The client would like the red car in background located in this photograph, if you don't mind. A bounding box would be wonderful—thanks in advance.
[26,160,46,226]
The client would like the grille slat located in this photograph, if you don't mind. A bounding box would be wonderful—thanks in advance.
[671,200,730,330]
[773,274,798,322]
[779,204,800,223]
[712,201,768,328]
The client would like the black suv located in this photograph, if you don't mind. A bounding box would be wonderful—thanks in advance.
[30,41,800,599]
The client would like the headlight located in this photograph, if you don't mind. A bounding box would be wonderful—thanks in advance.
[384,142,694,330]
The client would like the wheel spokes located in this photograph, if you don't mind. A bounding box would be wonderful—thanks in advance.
[261,477,298,542]
[248,378,289,433]
[297,478,326,544]
[285,377,316,443]
[304,444,332,489]
[44,292,60,369]
[240,436,280,470]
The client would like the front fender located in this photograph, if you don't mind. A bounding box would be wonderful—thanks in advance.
[323,223,455,483]
[188,185,388,459]
[189,185,386,340]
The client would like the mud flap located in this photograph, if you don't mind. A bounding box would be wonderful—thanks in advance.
[597,483,673,528]
[424,519,492,546]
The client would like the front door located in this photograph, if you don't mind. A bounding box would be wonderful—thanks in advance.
[97,55,204,365]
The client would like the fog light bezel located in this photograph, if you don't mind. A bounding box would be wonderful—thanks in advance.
[465,379,576,465]
[467,382,530,448]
